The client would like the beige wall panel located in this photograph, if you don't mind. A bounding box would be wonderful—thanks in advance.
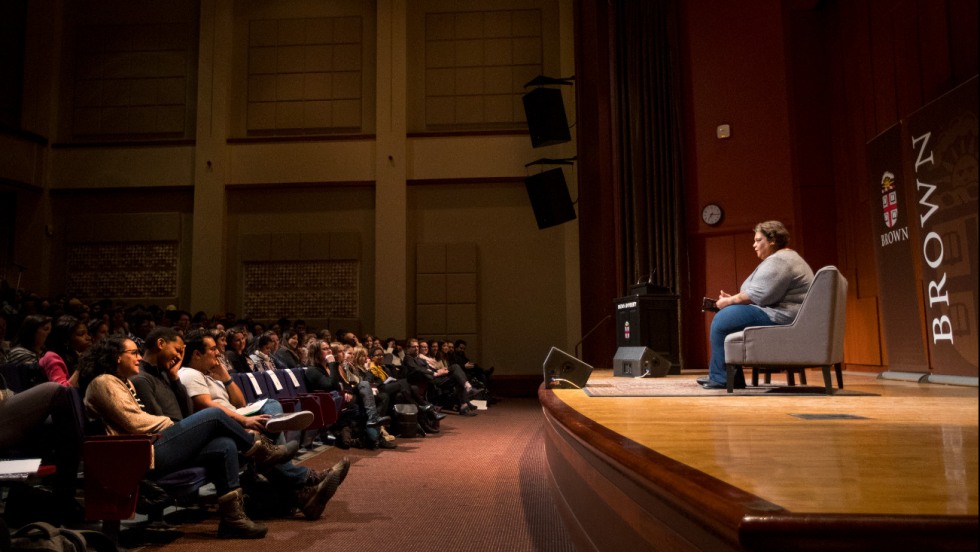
[227,186,375,330]
[0,136,41,187]
[446,303,478,334]
[408,135,559,180]
[417,303,448,334]
[48,147,196,189]
[446,273,477,303]
[417,243,447,273]
[446,243,477,273]
[227,141,375,184]
[417,273,447,304]
[329,232,362,260]
[408,182,572,376]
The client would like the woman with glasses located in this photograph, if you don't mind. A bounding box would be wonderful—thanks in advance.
[79,336,298,539]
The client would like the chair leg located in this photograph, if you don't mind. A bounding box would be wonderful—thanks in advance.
[834,362,844,390]
[752,368,760,386]
[787,370,796,386]
[799,369,807,385]
[725,365,745,394]
[820,365,833,394]
[101,520,121,545]
[725,364,745,393]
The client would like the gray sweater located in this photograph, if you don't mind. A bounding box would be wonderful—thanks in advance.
[740,249,814,324]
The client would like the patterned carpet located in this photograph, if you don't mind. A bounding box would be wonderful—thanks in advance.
[125,398,574,552]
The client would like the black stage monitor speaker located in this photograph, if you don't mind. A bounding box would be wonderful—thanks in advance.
[525,168,576,229]
[522,87,571,148]
[613,346,670,378]
[543,347,593,389]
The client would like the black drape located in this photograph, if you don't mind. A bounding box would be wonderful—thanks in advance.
[613,0,685,294]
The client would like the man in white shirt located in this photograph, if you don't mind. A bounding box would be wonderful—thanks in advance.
[178,329,347,520]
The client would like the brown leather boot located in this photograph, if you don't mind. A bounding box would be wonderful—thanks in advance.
[217,488,267,539]
[293,457,350,520]
[244,434,298,470]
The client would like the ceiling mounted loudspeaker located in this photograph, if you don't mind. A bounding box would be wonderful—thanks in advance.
[543,347,593,389]
[522,87,572,148]
[525,168,576,230]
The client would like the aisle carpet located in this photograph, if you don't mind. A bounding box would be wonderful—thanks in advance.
[583,377,877,397]
[127,398,574,552]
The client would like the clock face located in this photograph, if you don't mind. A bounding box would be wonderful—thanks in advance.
[702,204,723,225]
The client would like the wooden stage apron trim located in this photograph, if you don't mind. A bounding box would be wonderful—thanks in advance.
[539,373,978,552]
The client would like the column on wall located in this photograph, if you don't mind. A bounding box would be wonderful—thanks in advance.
[375,0,409,338]
[190,0,233,313]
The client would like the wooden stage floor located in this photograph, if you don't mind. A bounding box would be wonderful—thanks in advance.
[539,370,978,551]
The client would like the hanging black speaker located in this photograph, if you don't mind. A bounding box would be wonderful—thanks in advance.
[522,87,571,148]
[524,168,576,229]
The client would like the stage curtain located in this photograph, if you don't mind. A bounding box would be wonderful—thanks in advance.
[612,0,685,293]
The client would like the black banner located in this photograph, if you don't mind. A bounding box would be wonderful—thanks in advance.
[868,124,929,372]
[905,77,979,377]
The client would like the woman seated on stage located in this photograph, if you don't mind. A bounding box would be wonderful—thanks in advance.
[700,220,814,389]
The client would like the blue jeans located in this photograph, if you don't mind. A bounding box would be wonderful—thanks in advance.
[708,305,775,384]
[153,407,254,495]
[257,399,309,488]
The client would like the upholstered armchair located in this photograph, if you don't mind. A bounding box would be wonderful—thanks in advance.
[723,265,848,394]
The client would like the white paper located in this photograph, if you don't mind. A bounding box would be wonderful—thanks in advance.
[246,372,262,394]
[267,371,283,391]
[0,458,42,476]
[236,398,268,416]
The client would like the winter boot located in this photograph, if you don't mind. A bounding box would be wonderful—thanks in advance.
[217,488,268,539]
[244,433,299,470]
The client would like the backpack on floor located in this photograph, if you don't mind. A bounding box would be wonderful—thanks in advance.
[9,522,87,552]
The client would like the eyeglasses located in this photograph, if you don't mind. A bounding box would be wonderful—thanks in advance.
[123,349,141,355]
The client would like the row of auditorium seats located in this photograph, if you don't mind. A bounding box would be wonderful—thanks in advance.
[231,368,343,446]
[2,367,344,543]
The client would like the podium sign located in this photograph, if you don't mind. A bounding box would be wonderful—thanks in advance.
[614,294,680,373]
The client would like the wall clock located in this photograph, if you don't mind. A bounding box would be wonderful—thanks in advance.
[701,203,723,226]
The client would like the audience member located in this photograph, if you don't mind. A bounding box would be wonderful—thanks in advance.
[248,332,278,372]
[225,327,253,373]
[0,378,83,524]
[452,339,494,400]
[6,314,52,367]
[274,329,302,369]
[130,327,193,420]
[366,345,441,433]
[406,339,478,416]
[177,330,346,521]
[87,318,109,345]
[40,314,92,386]
[79,336,297,539]
[0,312,11,362]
